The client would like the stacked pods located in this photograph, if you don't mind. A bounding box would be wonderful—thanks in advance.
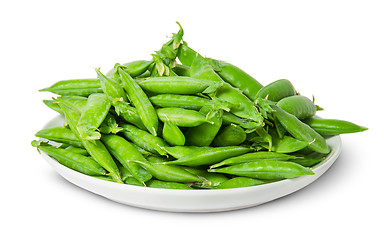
[33,23,367,190]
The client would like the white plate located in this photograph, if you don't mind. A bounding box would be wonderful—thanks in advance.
[40,115,342,212]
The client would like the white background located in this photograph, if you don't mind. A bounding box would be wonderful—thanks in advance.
[1,0,382,239]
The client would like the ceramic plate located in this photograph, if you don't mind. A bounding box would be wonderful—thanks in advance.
[40,115,342,212]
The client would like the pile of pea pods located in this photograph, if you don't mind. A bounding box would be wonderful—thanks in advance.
[32,23,367,190]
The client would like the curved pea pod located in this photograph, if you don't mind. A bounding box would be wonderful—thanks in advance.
[208,59,263,101]
[185,107,223,146]
[161,146,213,159]
[43,100,64,114]
[101,134,152,184]
[266,135,309,153]
[120,124,168,155]
[118,166,143,186]
[96,68,129,116]
[32,141,106,176]
[65,146,89,156]
[272,105,330,154]
[165,146,252,167]
[149,94,212,110]
[35,126,83,148]
[214,177,266,189]
[39,78,102,96]
[177,43,197,67]
[93,176,116,182]
[114,102,146,130]
[190,53,263,124]
[210,152,296,168]
[277,95,317,120]
[173,64,191,77]
[77,93,111,140]
[288,156,326,167]
[136,156,202,183]
[303,118,368,135]
[106,60,153,79]
[183,167,228,188]
[56,99,122,183]
[162,119,185,146]
[146,180,193,190]
[212,124,246,147]
[117,65,159,136]
[208,160,314,180]
[138,76,222,95]
[256,79,296,102]
[157,107,212,127]
[43,96,88,115]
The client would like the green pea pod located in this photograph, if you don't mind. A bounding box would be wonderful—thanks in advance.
[113,102,146,130]
[65,146,89,156]
[214,177,266,189]
[131,144,155,157]
[157,107,212,127]
[56,98,122,183]
[136,156,202,183]
[272,105,330,154]
[189,51,263,125]
[288,156,326,167]
[117,65,159,136]
[165,146,252,167]
[177,43,197,67]
[106,60,153,79]
[43,96,88,115]
[209,160,314,180]
[77,93,111,140]
[303,118,368,135]
[183,167,229,188]
[256,79,296,102]
[184,106,223,146]
[162,119,185,146]
[212,124,246,147]
[120,123,168,155]
[146,180,193,190]
[173,64,191,77]
[43,100,64,114]
[210,152,296,169]
[39,79,102,96]
[35,126,83,148]
[161,146,213,159]
[277,95,317,120]
[32,141,106,176]
[96,68,130,116]
[149,94,212,110]
[265,134,309,153]
[208,59,263,101]
[93,170,145,186]
[93,176,116,182]
[101,134,152,184]
[138,76,222,95]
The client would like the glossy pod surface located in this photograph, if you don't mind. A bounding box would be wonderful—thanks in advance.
[209,160,314,180]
